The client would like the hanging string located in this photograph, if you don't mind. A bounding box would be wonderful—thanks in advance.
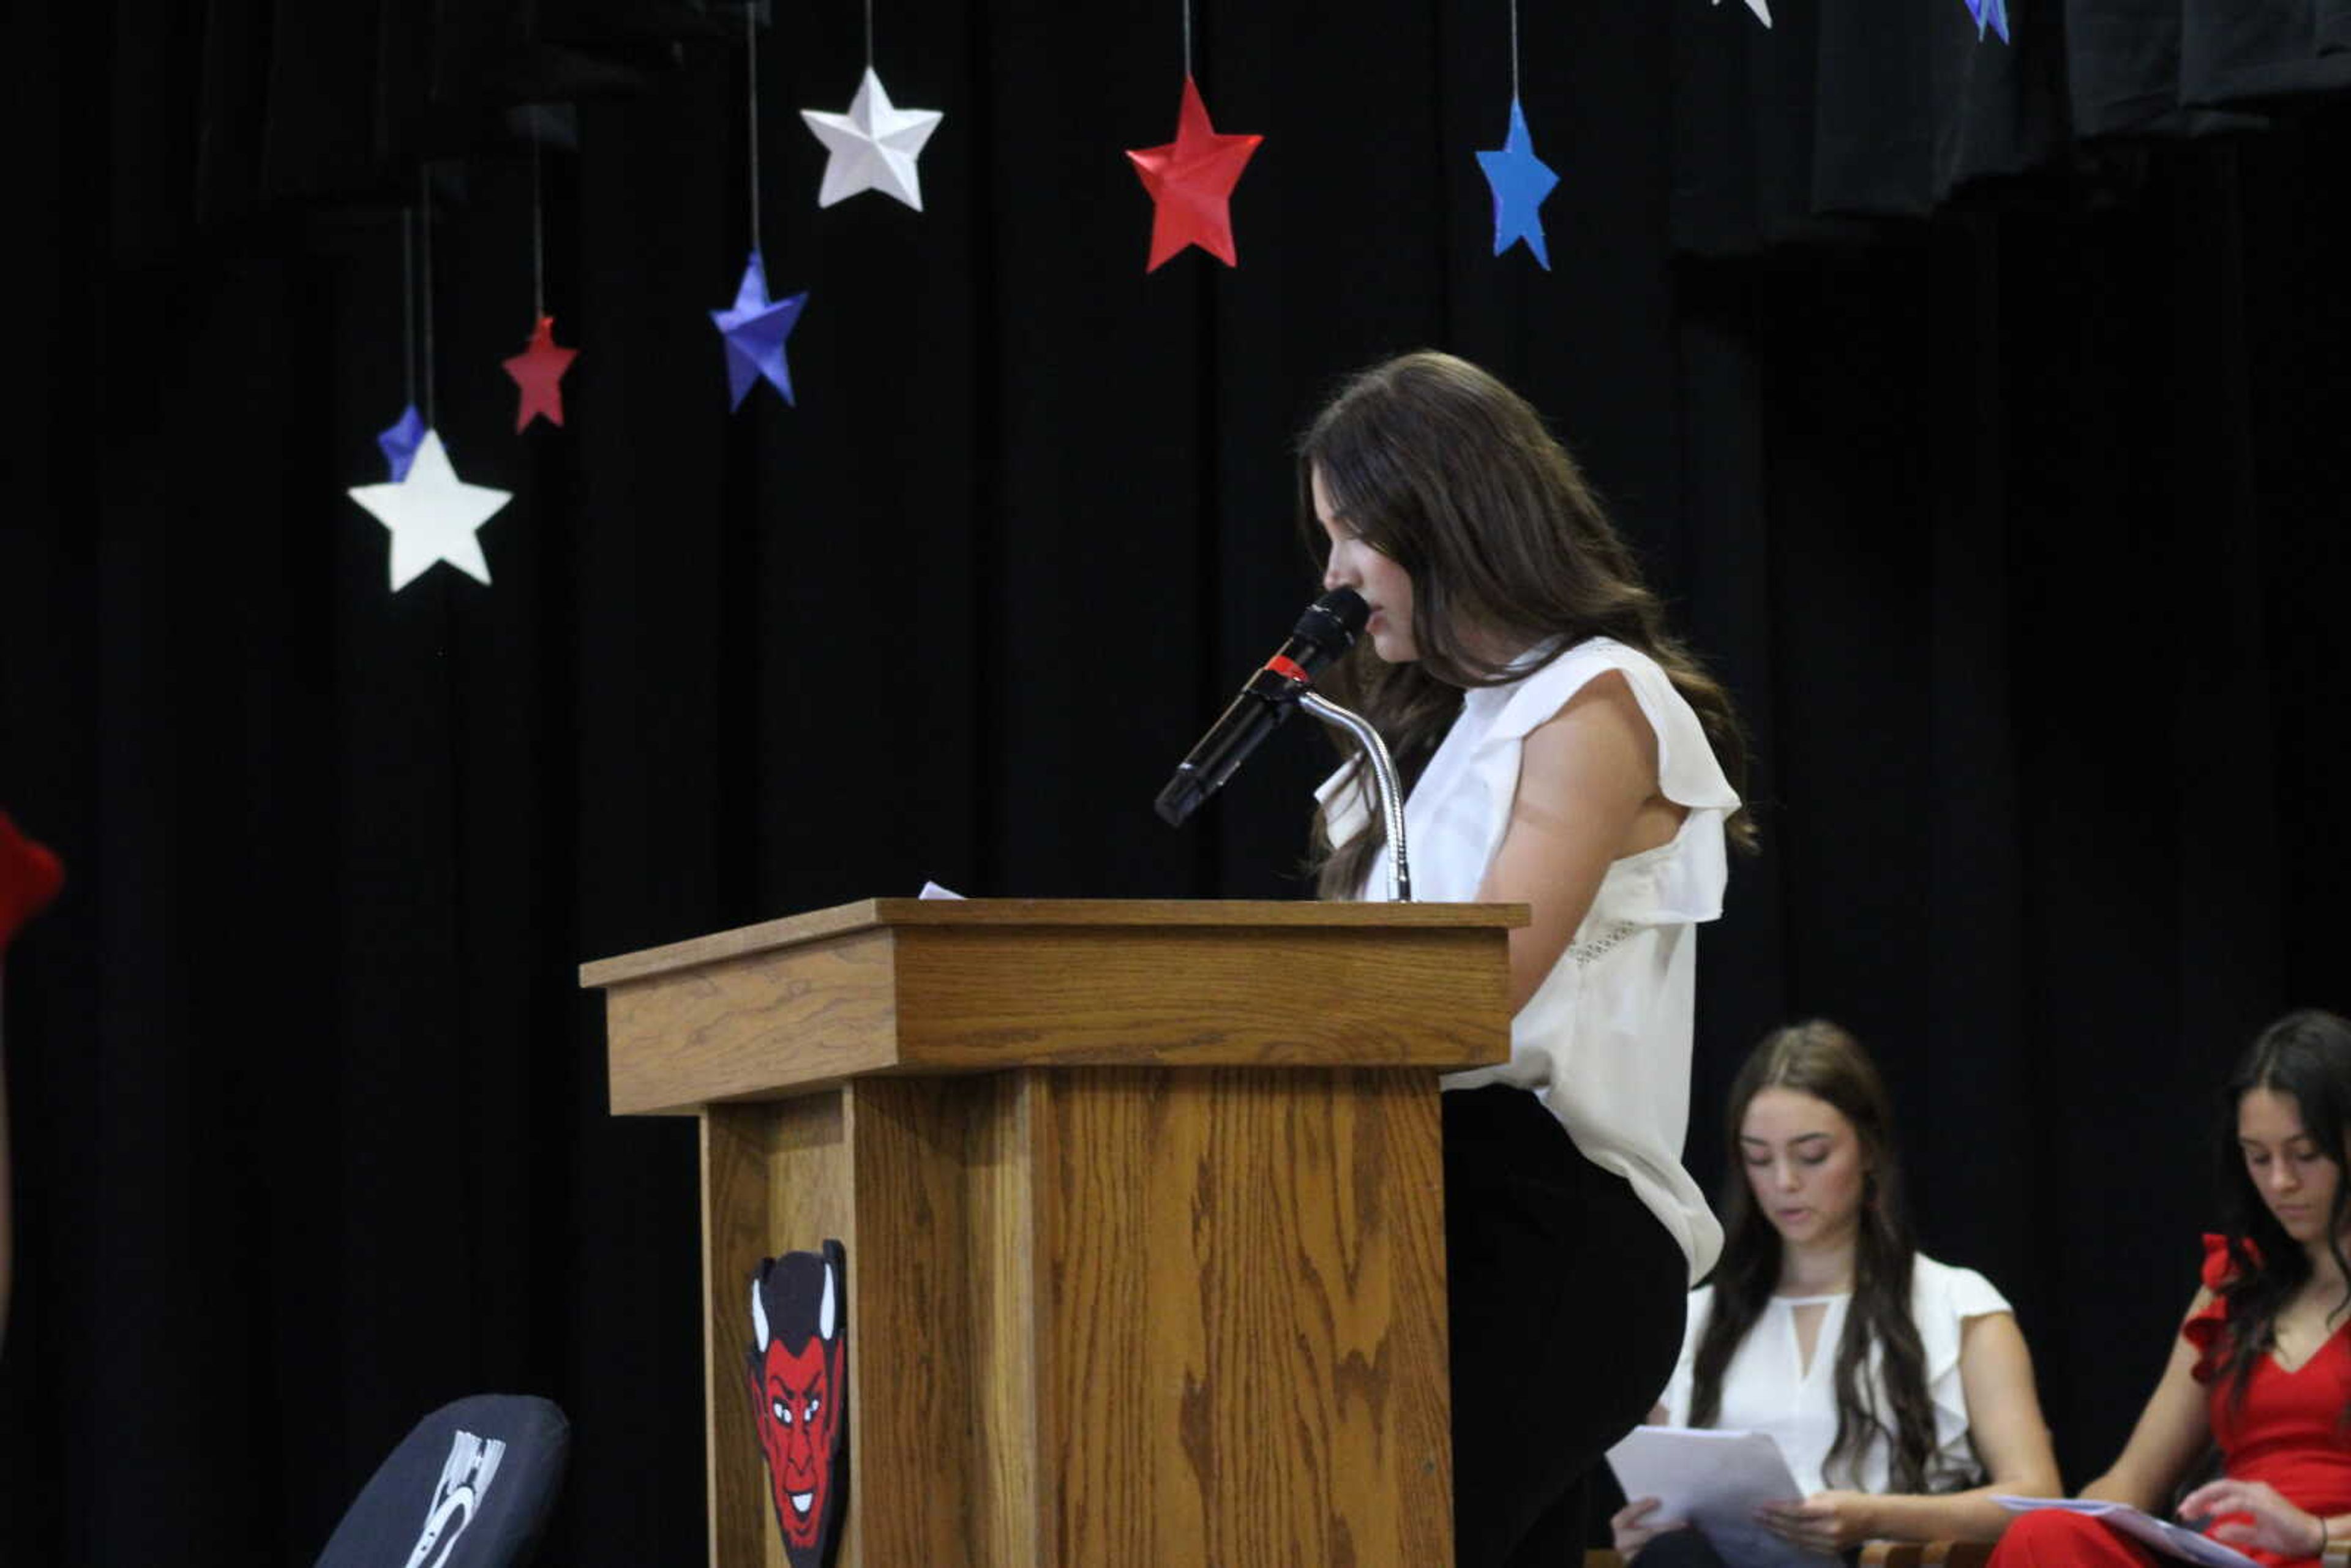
[864,0,875,69]
[745,1,763,255]
[1183,0,1193,78]
[400,206,417,410]
[1509,0,1521,100]
[419,163,438,430]
[530,116,546,322]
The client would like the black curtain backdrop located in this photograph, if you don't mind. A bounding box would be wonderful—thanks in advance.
[8,3,2350,1562]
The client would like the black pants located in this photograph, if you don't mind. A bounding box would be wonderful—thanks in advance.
[1445,1084,1690,1568]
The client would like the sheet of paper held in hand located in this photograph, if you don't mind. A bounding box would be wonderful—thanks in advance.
[1605,1427,1841,1568]
[1995,1497,2262,1568]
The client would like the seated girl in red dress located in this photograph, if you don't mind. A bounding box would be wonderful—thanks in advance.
[1992,1008,2351,1568]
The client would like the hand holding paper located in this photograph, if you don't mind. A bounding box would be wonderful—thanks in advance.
[1610,1495,1682,1559]
[1757,1491,1881,1555]
[1995,1497,2263,1568]
[1607,1427,1838,1568]
[2177,1478,2325,1560]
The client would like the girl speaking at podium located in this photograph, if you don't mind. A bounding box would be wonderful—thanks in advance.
[1302,351,1753,1568]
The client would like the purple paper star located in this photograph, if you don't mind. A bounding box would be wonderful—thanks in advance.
[709,251,809,410]
[376,403,427,480]
[1962,0,2011,41]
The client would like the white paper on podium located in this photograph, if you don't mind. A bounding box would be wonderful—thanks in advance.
[1605,1427,1838,1568]
[1994,1497,2262,1568]
[917,881,966,900]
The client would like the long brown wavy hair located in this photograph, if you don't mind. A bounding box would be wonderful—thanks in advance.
[1297,351,1755,898]
[1688,1020,1941,1493]
[2208,1009,2351,1412]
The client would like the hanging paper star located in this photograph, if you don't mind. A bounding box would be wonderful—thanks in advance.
[1712,0,1773,24]
[376,403,427,481]
[800,67,944,211]
[1126,75,1262,272]
[1963,0,2011,42]
[709,252,808,410]
[347,430,512,591]
[1475,97,1559,270]
[501,315,579,432]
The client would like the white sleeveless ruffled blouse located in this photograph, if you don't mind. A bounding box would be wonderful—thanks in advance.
[1316,637,1742,1281]
[1659,1256,2015,1494]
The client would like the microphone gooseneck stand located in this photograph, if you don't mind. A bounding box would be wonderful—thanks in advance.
[1299,692,1412,903]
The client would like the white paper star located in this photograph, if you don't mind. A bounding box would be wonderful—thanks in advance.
[800,67,943,211]
[346,429,512,591]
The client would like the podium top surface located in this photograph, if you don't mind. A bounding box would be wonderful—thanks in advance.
[583,898,1527,1111]
[579,896,1528,991]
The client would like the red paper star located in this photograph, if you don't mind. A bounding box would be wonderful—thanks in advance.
[501,315,579,432]
[1126,75,1262,272]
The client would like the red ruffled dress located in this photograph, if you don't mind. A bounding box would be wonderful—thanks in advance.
[1992,1236,2351,1568]
[0,811,63,954]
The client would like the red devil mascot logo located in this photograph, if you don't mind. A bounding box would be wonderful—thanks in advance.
[745,1242,847,1567]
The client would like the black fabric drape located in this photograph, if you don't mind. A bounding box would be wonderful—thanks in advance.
[2184,0,2351,103]
[8,6,2351,1565]
[1669,0,2070,252]
[1676,0,2351,251]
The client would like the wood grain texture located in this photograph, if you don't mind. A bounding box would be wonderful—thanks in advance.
[1035,1068,1453,1568]
[618,903,1496,1567]
[596,907,1517,1114]
[606,932,900,1115]
[702,1097,857,1568]
[699,1070,1453,1568]
[962,1072,1043,1568]
[702,1105,775,1568]
[839,1077,983,1568]
[893,925,1507,1071]
[831,1073,1048,1568]
[582,899,1529,988]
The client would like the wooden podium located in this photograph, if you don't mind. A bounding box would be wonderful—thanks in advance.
[580,898,1524,1568]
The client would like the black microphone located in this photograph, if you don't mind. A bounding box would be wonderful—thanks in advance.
[1155,587,1370,827]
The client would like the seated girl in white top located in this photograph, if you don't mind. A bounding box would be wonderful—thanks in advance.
[1614,1020,2061,1563]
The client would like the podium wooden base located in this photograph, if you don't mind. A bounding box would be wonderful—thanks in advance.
[585,899,1523,1568]
[703,1068,1451,1567]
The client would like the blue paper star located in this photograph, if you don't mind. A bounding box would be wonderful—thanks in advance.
[376,403,427,480]
[1475,97,1559,270]
[709,251,809,410]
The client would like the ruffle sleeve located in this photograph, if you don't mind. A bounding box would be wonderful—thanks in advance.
[1477,640,1742,926]
[2183,1232,2244,1384]
[1483,641,1741,808]
[1913,1256,2015,1485]
[1310,637,1744,913]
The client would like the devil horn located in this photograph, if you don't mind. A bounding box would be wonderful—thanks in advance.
[751,1272,771,1352]
[819,1259,837,1341]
